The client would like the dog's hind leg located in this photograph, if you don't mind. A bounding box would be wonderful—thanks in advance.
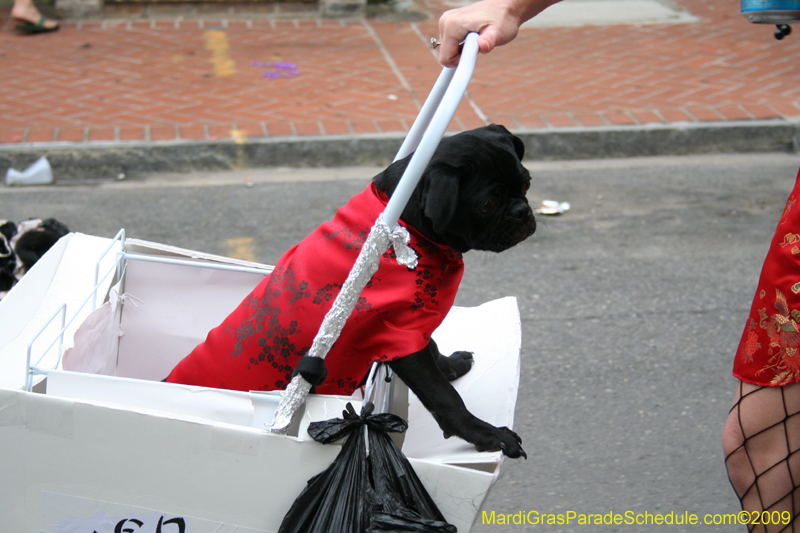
[429,338,473,381]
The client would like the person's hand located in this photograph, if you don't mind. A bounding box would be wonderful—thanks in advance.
[436,0,561,67]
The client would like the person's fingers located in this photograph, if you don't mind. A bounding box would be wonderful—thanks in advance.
[438,24,515,67]
[438,40,462,68]
[437,10,468,67]
[438,8,455,37]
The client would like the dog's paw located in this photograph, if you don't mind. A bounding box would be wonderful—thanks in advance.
[441,351,474,381]
[474,427,527,459]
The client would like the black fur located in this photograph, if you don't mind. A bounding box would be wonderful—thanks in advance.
[390,343,525,457]
[0,218,70,294]
[373,124,535,459]
[15,218,70,272]
[0,221,17,292]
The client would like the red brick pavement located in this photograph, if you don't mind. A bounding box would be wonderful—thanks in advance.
[1,0,800,146]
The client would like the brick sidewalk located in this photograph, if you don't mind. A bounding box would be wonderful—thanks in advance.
[1,0,799,146]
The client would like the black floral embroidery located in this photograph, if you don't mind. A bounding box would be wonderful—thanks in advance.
[225,265,315,388]
[351,279,389,321]
[355,296,370,312]
[411,268,440,311]
[323,228,368,251]
[313,283,340,305]
[335,377,359,391]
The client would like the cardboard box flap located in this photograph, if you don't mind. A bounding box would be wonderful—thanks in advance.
[46,369,360,441]
[124,238,273,271]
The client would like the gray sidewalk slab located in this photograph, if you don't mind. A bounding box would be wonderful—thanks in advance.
[2,119,799,183]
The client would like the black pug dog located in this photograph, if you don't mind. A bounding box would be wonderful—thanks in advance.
[166,124,535,458]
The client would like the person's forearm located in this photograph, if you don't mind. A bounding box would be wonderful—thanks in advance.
[509,0,562,23]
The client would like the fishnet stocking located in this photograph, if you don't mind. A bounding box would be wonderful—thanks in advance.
[724,381,800,532]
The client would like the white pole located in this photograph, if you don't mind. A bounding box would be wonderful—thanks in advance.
[381,32,479,230]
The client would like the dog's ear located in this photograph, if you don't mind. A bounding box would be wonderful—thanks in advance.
[485,124,525,161]
[510,134,525,161]
[421,163,460,233]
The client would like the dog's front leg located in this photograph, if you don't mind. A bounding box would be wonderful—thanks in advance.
[389,342,526,459]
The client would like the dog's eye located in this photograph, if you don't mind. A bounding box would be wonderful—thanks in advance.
[480,199,498,214]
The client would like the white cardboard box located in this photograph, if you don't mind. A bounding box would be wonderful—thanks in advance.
[0,233,521,532]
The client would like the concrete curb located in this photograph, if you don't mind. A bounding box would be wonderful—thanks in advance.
[1,119,799,183]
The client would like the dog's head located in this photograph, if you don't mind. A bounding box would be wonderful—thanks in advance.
[374,124,536,254]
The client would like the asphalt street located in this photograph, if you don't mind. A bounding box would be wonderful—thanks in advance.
[3,152,800,531]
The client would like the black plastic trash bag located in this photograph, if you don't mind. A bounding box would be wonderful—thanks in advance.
[278,402,457,533]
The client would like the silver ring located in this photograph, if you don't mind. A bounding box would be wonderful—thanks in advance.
[430,38,441,49]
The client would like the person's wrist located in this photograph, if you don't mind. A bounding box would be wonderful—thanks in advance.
[503,0,526,29]
[512,0,559,25]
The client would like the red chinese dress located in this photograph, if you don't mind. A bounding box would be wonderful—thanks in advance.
[166,183,464,395]
[734,168,800,386]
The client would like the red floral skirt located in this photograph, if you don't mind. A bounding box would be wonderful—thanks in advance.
[734,167,800,387]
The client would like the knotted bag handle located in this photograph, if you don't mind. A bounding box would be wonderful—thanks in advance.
[270,33,480,433]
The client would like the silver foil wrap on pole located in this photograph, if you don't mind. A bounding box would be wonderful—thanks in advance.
[270,218,417,433]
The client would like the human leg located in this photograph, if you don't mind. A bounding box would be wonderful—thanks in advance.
[723,380,800,532]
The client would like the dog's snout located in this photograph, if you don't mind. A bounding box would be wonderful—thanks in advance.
[511,201,533,219]
[495,200,535,248]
